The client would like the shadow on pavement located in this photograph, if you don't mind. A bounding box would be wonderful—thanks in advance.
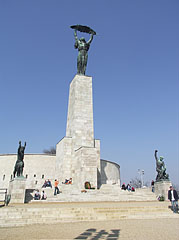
[74,228,120,240]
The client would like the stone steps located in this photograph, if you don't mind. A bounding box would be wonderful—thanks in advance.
[46,195,156,202]
[0,202,178,227]
[32,186,157,203]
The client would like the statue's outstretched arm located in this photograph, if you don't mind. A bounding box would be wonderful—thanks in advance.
[87,34,94,45]
[74,30,78,41]
[74,30,78,48]
[155,150,158,161]
[24,142,26,148]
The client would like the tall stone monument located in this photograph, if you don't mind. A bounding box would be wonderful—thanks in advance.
[56,75,100,189]
[56,26,100,189]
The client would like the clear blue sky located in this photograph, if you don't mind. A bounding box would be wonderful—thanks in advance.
[0,0,178,185]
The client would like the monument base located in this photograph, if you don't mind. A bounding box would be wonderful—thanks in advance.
[9,177,26,203]
[56,75,101,190]
[56,138,100,190]
[154,180,171,200]
[74,146,100,189]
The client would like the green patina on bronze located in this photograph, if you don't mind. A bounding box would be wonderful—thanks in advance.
[71,25,96,75]
[155,150,169,181]
[13,141,26,178]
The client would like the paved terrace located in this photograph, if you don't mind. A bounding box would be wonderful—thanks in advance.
[0,201,179,240]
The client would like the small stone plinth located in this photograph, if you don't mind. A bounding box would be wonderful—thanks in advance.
[9,177,26,203]
[154,180,171,200]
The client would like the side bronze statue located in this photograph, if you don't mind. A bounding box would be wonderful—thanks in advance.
[70,25,96,75]
[155,150,169,181]
[13,141,26,178]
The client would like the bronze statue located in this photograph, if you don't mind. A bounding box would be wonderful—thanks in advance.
[13,141,26,178]
[71,25,96,75]
[155,150,169,181]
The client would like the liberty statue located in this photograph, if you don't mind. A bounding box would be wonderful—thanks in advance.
[71,25,96,75]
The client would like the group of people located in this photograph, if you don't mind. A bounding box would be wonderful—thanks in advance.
[34,179,60,199]
[34,189,47,200]
[42,179,52,188]
[38,178,73,197]
[35,178,179,214]
[62,178,72,185]
[54,178,73,195]
[121,183,135,192]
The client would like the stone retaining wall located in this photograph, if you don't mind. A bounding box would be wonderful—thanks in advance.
[0,155,120,190]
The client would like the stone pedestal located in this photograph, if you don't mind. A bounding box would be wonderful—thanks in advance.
[66,75,95,150]
[56,75,100,189]
[9,177,26,203]
[154,180,171,200]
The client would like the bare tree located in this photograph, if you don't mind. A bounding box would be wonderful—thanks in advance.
[130,177,142,188]
[43,147,56,155]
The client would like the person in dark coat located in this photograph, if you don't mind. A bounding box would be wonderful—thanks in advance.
[168,186,178,213]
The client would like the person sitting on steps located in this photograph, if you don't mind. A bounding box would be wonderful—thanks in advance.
[41,190,47,200]
[62,178,72,184]
[34,189,40,200]
[121,183,126,190]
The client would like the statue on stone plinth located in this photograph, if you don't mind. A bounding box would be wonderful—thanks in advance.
[71,25,96,75]
[155,150,169,181]
[13,141,26,178]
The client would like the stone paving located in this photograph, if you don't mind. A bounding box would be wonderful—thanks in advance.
[0,201,179,240]
[0,218,179,240]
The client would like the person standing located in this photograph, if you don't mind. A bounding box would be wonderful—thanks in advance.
[168,186,178,213]
[54,179,59,195]
[151,180,155,192]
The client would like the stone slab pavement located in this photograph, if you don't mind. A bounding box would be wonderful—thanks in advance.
[0,218,179,240]
[0,201,179,240]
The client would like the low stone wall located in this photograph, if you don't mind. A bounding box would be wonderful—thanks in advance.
[0,154,56,189]
[100,159,120,185]
[0,155,120,190]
